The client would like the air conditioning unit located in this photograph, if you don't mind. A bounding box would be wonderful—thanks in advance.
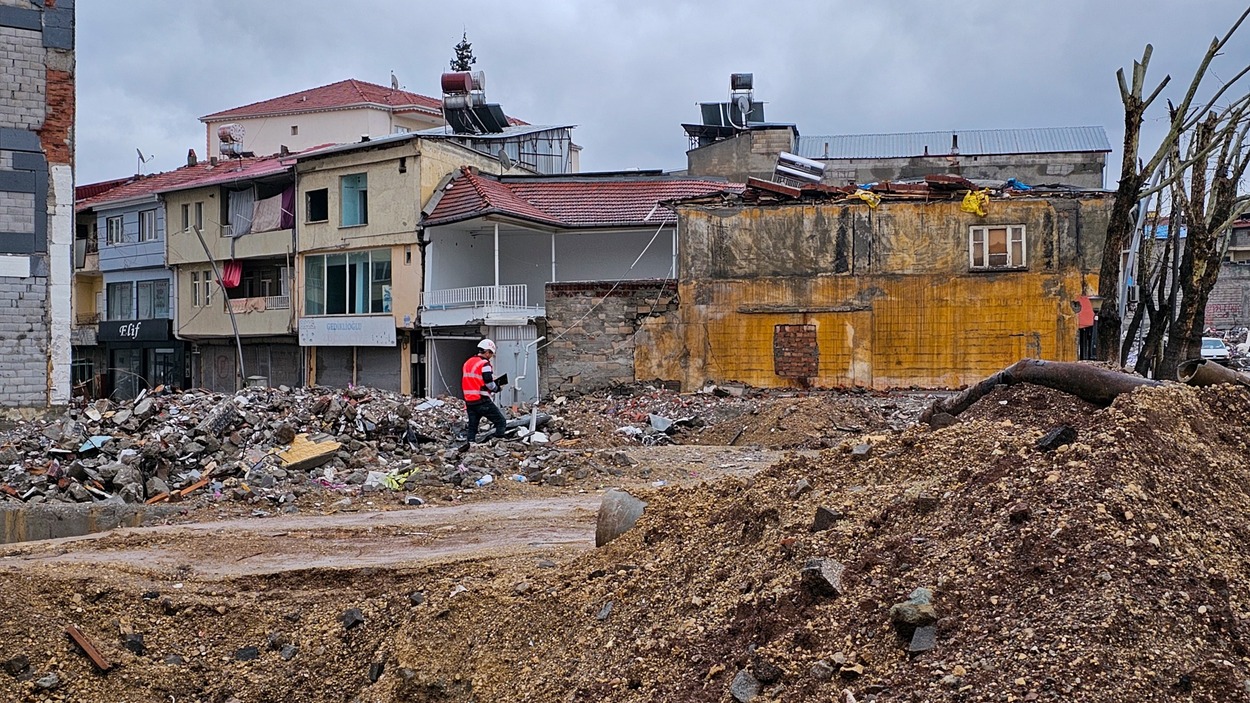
[1126,285,1139,304]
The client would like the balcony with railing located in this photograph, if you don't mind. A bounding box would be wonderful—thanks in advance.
[224,295,291,314]
[74,238,100,272]
[417,284,542,327]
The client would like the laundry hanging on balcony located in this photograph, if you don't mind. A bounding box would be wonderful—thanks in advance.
[221,260,242,288]
[251,186,295,232]
[227,187,256,236]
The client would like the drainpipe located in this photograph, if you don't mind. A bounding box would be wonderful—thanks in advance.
[494,221,500,302]
[515,335,546,434]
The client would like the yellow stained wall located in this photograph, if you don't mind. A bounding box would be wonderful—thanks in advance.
[649,196,1109,390]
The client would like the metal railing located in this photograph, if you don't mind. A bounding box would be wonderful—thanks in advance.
[419,284,527,311]
[224,295,291,313]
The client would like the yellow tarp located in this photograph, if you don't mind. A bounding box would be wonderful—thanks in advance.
[961,189,990,217]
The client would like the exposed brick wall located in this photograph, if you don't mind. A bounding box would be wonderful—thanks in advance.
[39,68,72,163]
[773,324,818,378]
[1206,264,1250,330]
[541,281,678,397]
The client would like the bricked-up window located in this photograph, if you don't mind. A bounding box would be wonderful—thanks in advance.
[106,216,124,244]
[139,209,158,242]
[306,189,328,222]
[340,174,368,227]
[774,324,819,379]
[970,225,1026,270]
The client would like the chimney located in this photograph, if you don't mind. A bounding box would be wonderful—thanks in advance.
[951,134,959,155]
[210,156,218,166]
[187,149,198,166]
[280,144,290,156]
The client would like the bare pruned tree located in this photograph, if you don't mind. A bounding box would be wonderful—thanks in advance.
[1096,8,1250,365]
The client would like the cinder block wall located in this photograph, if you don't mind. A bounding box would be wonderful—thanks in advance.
[540,281,678,397]
[0,0,74,410]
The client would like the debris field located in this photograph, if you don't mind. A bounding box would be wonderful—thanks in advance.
[2,375,1248,702]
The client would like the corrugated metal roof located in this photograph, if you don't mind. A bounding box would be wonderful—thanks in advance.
[797,126,1111,159]
[414,124,575,140]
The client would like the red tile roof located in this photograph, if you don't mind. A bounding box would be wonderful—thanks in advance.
[200,79,442,121]
[75,177,133,202]
[424,167,738,229]
[75,154,295,211]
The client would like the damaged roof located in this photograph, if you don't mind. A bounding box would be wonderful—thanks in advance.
[797,126,1112,159]
[76,154,298,211]
[423,167,738,229]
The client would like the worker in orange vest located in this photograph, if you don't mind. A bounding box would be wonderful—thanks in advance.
[461,339,508,442]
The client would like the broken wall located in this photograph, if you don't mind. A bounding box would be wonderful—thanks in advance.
[541,281,679,397]
[641,195,1110,390]
[0,1,74,410]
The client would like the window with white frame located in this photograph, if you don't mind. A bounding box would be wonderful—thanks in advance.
[181,204,190,232]
[139,209,158,242]
[969,225,1026,270]
[202,269,214,307]
[191,271,200,306]
[340,173,368,227]
[105,215,124,244]
[304,249,391,315]
[194,202,204,231]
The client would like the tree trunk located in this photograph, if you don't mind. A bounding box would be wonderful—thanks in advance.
[1095,174,1144,363]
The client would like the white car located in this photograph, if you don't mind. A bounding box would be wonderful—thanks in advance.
[1201,337,1231,363]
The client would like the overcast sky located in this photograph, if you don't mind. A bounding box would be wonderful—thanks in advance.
[76,1,1250,186]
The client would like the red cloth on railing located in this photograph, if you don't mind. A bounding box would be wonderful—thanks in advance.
[221,260,242,288]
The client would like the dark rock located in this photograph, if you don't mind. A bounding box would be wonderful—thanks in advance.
[927,412,959,429]
[33,672,59,690]
[730,669,761,701]
[369,661,385,683]
[851,443,871,460]
[408,592,426,606]
[596,601,613,621]
[914,493,940,513]
[811,506,842,532]
[121,633,146,655]
[274,423,297,445]
[800,559,845,598]
[810,659,834,681]
[235,646,260,661]
[1,655,30,679]
[163,654,185,666]
[751,654,783,684]
[1036,425,1077,451]
[342,607,366,630]
[908,624,937,654]
[279,644,298,660]
[1009,502,1032,523]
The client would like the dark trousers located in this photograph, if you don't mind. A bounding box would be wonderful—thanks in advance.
[466,399,508,440]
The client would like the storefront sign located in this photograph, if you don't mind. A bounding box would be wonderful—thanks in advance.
[298,316,396,347]
[98,319,170,342]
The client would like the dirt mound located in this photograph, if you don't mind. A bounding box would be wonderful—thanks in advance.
[372,382,1250,702]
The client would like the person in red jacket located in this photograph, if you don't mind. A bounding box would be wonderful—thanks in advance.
[461,339,508,441]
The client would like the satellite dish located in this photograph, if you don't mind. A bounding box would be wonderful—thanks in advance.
[497,148,513,171]
[391,72,400,90]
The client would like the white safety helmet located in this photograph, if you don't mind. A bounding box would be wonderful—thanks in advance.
[477,339,497,353]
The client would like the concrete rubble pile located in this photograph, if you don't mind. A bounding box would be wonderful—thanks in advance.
[0,382,827,508]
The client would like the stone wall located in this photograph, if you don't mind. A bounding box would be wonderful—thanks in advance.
[0,0,74,410]
[540,281,678,397]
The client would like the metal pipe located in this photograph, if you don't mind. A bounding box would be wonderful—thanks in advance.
[191,225,246,389]
[515,335,546,433]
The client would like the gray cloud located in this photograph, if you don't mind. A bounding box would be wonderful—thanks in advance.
[76,1,1250,186]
